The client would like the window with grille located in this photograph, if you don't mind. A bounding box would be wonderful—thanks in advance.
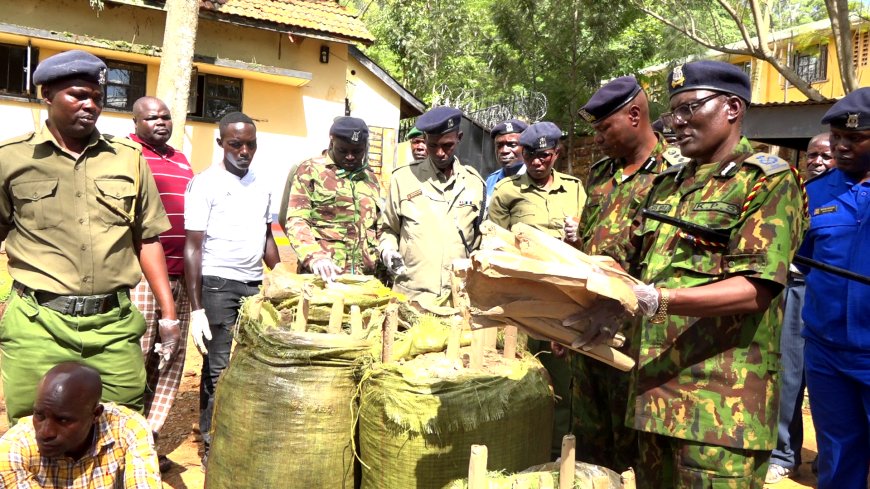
[102,60,147,111]
[853,30,869,67]
[792,44,828,83]
[188,71,243,121]
[0,43,37,97]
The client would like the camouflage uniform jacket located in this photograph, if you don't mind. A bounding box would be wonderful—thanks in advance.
[605,138,807,450]
[378,157,485,303]
[488,170,586,240]
[581,138,688,269]
[283,155,380,274]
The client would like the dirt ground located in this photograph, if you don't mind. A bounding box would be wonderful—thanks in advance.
[0,337,819,489]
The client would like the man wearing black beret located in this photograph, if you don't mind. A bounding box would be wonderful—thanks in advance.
[570,75,687,473]
[578,60,807,487]
[379,106,486,305]
[485,119,528,200]
[798,87,870,489]
[0,50,180,424]
[281,116,381,282]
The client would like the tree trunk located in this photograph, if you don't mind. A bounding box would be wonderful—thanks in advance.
[826,0,858,94]
[156,0,199,150]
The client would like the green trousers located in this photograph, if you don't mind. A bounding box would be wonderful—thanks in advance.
[637,432,769,489]
[0,290,146,424]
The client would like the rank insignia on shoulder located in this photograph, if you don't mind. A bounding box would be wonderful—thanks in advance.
[663,147,690,165]
[744,153,789,176]
[406,189,422,200]
[814,205,837,216]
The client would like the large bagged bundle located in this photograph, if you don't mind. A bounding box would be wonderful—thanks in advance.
[445,461,625,489]
[359,350,553,489]
[205,273,393,489]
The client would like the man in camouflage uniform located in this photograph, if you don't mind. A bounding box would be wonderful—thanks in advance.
[582,60,807,488]
[379,106,485,306]
[281,117,380,282]
[570,76,687,473]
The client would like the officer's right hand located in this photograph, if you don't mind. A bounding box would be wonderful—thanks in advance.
[190,309,212,355]
[564,298,628,350]
[381,249,407,277]
[563,216,580,243]
[310,258,343,283]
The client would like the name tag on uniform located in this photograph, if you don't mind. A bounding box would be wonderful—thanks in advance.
[693,201,739,215]
[458,199,477,207]
[648,203,672,213]
[814,205,837,216]
[405,190,422,200]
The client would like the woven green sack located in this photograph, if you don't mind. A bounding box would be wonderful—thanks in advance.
[445,461,624,488]
[205,297,372,489]
[359,352,553,489]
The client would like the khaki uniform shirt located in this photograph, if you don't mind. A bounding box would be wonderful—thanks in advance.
[0,126,170,295]
[488,171,586,239]
[379,158,485,303]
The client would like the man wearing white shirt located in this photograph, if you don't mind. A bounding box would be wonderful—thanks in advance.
[183,112,280,470]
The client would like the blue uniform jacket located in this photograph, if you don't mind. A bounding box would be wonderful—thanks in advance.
[485,161,525,199]
[800,168,870,351]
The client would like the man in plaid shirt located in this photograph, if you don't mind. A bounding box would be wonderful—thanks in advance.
[0,362,161,488]
[128,97,194,472]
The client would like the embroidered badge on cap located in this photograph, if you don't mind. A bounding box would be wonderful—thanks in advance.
[505,122,514,132]
[671,65,685,88]
[351,130,360,142]
[578,109,595,123]
[538,136,547,148]
[847,113,860,129]
[447,118,455,128]
[98,68,107,85]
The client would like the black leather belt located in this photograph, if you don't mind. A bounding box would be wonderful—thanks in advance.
[13,282,122,317]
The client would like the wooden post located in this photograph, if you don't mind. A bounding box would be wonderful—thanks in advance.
[559,434,575,489]
[350,305,363,338]
[450,259,473,331]
[503,325,518,359]
[446,316,462,361]
[471,328,486,370]
[468,444,488,489]
[292,285,310,332]
[381,301,398,363]
[328,297,344,334]
[485,327,498,352]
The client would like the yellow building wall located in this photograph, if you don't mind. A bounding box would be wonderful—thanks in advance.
[0,0,403,213]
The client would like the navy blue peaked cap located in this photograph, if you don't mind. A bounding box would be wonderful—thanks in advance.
[490,119,529,138]
[822,87,870,130]
[666,60,751,103]
[519,122,562,150]
[416,106,462,134]
[33,50,107,86]
[330,116,369,142]
[579,76,642,123]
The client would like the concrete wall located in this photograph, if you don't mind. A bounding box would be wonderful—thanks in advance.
[0,0,402,211]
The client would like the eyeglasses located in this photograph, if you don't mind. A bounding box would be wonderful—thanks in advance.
[525,150,556,161]
[807,152,832,160]
[661,93,724,127]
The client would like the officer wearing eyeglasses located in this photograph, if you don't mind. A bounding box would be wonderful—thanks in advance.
[584,60,807,488]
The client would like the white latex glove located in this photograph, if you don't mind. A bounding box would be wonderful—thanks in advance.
[563,216,580,243]
[190,309,212,355]
[563,298,629,350]
[381,249,407,277]
[154,318,181,370]
[633,283,660,317]
[310,258,343,283]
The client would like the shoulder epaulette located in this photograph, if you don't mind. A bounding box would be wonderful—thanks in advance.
[0,132,35,148]
[661,146,691,166]
[391,160,422,175]
[742,152,790,176]
[590,156,612,169]
[653,162,685,182]
[103,134,141,151]
[463,164,485,182]
[559,172,581,182]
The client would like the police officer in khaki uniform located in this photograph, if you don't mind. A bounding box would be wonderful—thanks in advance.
[379,106,485,306]
[0,50,179,424]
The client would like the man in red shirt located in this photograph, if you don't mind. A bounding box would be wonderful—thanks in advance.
[128,96,194,472]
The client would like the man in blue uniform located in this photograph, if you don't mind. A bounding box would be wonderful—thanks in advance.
[484,119,528,199]
[800,87,870,489]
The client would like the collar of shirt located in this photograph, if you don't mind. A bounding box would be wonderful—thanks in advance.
[423,157,458,186]
[211,161,257,184]
[679,136,754,182]
[503,161,525,177]
[128,133,176,158]
[32,124,113,155]
[518,171,568,192]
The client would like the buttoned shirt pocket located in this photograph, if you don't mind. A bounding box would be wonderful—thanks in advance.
[94,177,136,226]
[669,234,725,277]
[10,178,61,230]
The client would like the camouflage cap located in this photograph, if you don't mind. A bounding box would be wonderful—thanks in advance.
[822,87,870,130]
[33,50,107,86]
[579,76,641,124]
[330,116,369,143]
[666,60,751,103]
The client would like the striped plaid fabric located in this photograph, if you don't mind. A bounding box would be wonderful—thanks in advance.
[0,403,161,488]
[132,277,191,433]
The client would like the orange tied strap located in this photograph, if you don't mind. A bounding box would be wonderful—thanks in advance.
[677,230,728,249]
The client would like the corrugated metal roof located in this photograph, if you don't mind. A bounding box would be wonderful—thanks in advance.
[750,99,837,108]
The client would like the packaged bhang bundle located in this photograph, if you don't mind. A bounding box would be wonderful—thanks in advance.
[205,269,400,489]
[466,221,642,371]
